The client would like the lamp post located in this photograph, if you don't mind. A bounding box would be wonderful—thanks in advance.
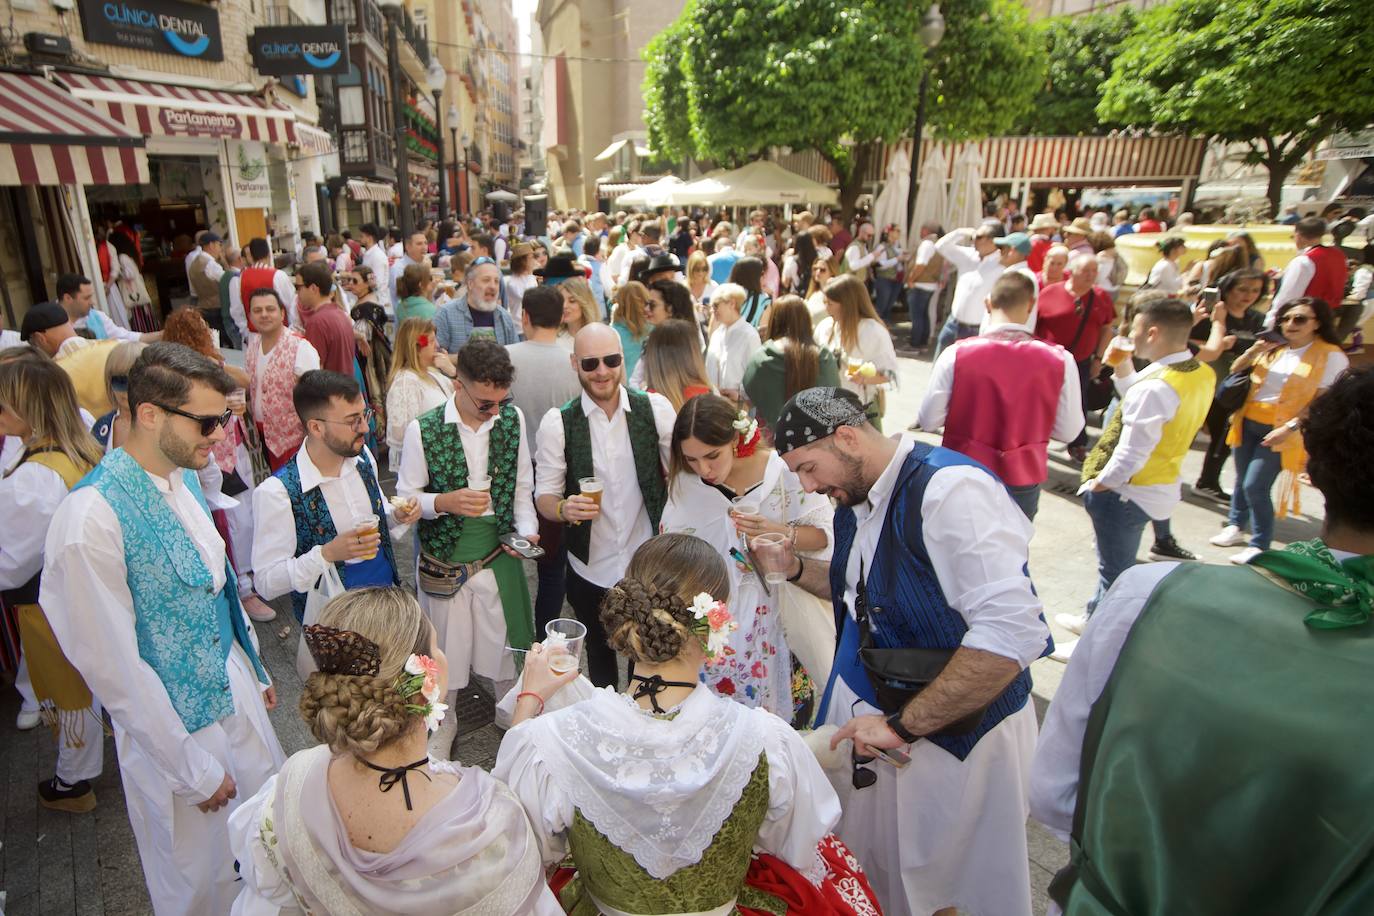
[459,130,470,216]
[906,3,946,232]
[377,0,411,235]
[448,104,461,217]
[426,57,447,220]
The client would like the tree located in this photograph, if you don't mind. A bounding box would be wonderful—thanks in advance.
[1010,9,1136,136]
[1098,0,1374,215]
[642,0,1043,219]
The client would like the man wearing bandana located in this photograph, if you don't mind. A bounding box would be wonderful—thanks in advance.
[772,386,1052,916]
[1031,367,1374,913]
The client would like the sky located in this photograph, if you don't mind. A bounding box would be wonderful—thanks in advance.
[514,0,536,53]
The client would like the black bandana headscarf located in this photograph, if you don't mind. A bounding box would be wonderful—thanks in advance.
[774,387,869,455]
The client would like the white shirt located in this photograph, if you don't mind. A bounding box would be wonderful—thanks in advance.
[0,459,70,591]
[183,245,202,289]
[80,308,143,342]
[910,238,939,292]
[937,232,1005,325]
[534,387,676,588]
[1146,257,1182,294]
[229,269,301,342]
[504,273,538,324]
[845,241,877,272]
[363,244,392,311]
[397,398,538,537]
[384,368,454,470]
[1266,248,1320,325]
[814,316,898,407]
[1253,341,1349,402]
[251,445,408,600]
[705,318,761,393]
[390,254,419,310]
[843,435,1049,667]
[1079,350,1195,520]
[616,244,644,288]
[249,333,320,406]
[918,323,1083,442]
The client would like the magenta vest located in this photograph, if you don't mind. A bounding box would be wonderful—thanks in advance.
[942,334,1065,486]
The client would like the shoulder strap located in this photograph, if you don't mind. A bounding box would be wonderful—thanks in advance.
[1066,290,1100,355]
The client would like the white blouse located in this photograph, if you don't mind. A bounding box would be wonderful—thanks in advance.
[706,318,762,394]
[0,460,69,592]
[814,316,899,406]
[384,367,454,471]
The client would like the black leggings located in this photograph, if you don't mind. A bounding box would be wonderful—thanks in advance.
[1196,400,1236,489]
[565,566,619,688]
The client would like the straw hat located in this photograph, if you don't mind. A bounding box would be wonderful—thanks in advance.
[1062,217,1093,236]
[1028,213,1060,232]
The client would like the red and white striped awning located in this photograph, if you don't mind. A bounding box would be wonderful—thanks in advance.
[56,73,298,145]
[292,123,336,157]
[346,179,394,202]
[0,72,149,186]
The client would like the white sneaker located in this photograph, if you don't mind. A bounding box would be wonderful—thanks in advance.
[16,708,41,730]
[1229,546,1263,565]
[1049,638,1078,663]
[1054,612,1089,636]
[1209,525,1249,548]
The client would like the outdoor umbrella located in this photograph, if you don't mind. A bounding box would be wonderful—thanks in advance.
[666,176,730,206]
[869,147,910,240]
[485,189,519,203]
[945,143,984,231]
[908,143,949,246]
[690,159,839,207]
[615,175,684,208]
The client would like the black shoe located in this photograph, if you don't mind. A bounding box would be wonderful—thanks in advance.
[39,777,96,813]
[1194,483,1230,504]
[1149,537,1199,562]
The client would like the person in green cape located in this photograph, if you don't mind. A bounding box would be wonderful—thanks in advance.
[396,337,538,760]
[1031,365,1374,915]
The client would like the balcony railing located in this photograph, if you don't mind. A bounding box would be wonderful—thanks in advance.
[340,125,397,179]
[328,0,385,48]
[263,4,306,26]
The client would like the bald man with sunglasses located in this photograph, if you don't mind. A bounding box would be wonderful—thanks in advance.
[534,323,677,686]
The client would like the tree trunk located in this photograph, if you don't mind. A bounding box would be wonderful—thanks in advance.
[1263,158,1293,222]
[827,141,875,223]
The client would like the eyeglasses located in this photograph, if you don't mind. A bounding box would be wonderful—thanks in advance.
[579,353,624,373]
[1279,314,1313,326]
[316,407,375,430]
[458,382,512,414]
[851,751,878,790]
[154,403,233,436]
[470,256,497,268]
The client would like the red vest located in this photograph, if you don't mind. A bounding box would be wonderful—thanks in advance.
[942,334,1066,486]
[240,266,277,334]
[1303,245,1349,308]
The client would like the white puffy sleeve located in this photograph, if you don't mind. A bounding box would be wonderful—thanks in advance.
[782,466,833,559]
[227,774,304,915]
[491,720,577,865]
[752,710,842,872]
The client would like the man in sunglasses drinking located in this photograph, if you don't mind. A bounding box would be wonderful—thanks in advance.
[534,323,677,687]
[397,337,540,759]
[43,342,286,914]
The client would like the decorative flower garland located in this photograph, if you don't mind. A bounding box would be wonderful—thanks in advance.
[690,592,737,659]
[397,654,447,732]
[732,410,761,458]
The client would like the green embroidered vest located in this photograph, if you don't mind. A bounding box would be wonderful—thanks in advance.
[416,403,522,563]
[1057,563,1374,915]
[560,388,667,565]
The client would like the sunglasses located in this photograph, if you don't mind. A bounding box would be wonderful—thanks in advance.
[1279,314,1313,326]
[316,407,375,430]
[154,402,233,436]
[111,374,129,393]
[852,751,878,790]
[458,383,512,414]
[579,353,624,373]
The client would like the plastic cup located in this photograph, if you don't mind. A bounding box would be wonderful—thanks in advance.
[468,474,491,492]
[1104,336,1135,367]
[545,618,586,674]
[751,532,791,585]
[350,513,380,563]
[579,477,604,507]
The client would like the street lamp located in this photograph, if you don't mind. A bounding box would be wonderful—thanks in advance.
[906,3,946,231]
[448,103,461,216]
[426,57,447,219]
[377,0,412,235]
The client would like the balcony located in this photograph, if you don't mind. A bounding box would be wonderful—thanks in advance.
[263,4,306,26]
[328,0,385,52]
[340,125,397,181]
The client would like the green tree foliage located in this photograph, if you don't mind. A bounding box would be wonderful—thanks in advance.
[1011,9,1136,136]
[1098,0,1374,214]
[642,0,1043,218]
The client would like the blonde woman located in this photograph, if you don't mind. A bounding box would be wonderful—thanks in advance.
[385,317,454,471]
[611,280,651,378]
[557,276,600,350]
[686,249,716,330]
[704,282,762,402]
[814,274,898,429]
[90,340,146,452]
[641,319,713,412]
[229,587,561,914]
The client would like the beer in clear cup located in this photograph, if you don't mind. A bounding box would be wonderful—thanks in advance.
[1104,336,1135,368]
[351,513,381,562]
[579,477,603,507]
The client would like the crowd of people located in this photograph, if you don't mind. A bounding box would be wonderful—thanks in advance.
[1,199,1372,916]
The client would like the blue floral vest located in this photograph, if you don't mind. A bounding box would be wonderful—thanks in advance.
[820,443,1052,760]
[74,448,268,734]
[274,451,398,622]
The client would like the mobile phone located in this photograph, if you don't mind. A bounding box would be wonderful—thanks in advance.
[1201,287,1219,307]
[1258,329,1287,344]
[874,746,912,768]
[499,533,545,560]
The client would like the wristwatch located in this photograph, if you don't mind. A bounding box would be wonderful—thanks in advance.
[886,712,919,744]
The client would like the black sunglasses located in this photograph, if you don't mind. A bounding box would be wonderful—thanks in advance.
[154,402,233,436]
[111,374,129,393]
[458,382,512,414]
[579,353,624,373]
[852,751,878,790]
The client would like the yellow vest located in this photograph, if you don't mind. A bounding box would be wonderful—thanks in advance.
[25,449,88,489]
[55,338,119,416]
[1130,361,1215,486]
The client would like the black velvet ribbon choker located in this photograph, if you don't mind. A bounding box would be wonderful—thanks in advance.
[629,673,698,714]
[359,756,431,810]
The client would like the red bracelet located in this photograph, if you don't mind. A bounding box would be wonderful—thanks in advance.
[516,691,545,716]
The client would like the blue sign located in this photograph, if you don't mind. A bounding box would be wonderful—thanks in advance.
[250,26,350,76]
[79,0,223,61]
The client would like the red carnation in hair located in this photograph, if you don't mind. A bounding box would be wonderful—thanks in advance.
[417,334,430,348]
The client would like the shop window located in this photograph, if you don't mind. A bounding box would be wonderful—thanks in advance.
[339,86,365,126]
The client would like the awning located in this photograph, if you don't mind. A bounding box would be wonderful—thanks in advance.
[292,123,336,157]
[633,143,652,158]
[0,72,148,186]
[593,138,627,162]
[596,180,658,199]
[346,179,394,202]
[57,73,297,144]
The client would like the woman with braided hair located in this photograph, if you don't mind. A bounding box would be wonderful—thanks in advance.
[228,586,562,914]
[495,534,882,916]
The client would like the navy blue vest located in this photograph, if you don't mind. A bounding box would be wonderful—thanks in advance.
[820,442,1052,760]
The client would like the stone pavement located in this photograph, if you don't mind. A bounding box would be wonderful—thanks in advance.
[0,334,1326,915]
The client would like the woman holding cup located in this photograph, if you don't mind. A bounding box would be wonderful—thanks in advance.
[660,394,834,722]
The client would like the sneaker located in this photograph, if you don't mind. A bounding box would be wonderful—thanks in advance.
[1049,638,1078,663]
[1193,483,1230,504]
[241,594,277,623]
[1054,612,1089,636]
[1229,546,1263,565]
[1149,537,1199,562]
[38,777,96,814]
[16,708,41,730]
[1209,525,1249,548]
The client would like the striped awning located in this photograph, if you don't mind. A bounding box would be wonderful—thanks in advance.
[292,123,336,157]
[0,72,148,186]
[346,179,394,202]
[57,73,297,144]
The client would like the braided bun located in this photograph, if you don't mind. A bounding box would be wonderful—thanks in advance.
[600,578,693,663]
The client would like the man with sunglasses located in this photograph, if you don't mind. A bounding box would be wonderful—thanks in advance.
[534,323,677,687]
[434,257,520,351]
[397,338,539,759]
[251,370,419,624]
[43,342,286,914]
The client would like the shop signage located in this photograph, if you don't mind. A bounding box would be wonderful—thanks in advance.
[250,25,349,76]
[78,0,223,61]
[229,141,272,207]
[158,107,241,138]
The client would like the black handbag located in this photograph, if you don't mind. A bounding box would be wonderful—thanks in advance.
[1082,365,1117,413]
[1214,368,1252,413]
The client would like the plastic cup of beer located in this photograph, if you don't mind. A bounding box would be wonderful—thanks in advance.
[1104,336,1135,368]
[544,618,586,674]
[350,513,381,563]
[468,474,491,492]
[579,477,604,508]
[751,532,791,585]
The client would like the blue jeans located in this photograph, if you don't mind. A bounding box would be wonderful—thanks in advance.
[873,277,902,323]
[932,314,980,363]
[1083,488,1150,616]
[1007,483,1041,521]
[906,286,933,347]
[1227,418,1284,549]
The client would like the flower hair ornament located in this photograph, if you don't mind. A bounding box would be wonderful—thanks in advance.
[690,592,738,659]
[732,409,761,458]
[417,333,430,348]
[397,654,448,732]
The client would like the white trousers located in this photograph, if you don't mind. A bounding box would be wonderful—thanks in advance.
[55,699,106,785]
[419,568,515,692]
[15,653,38,712]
